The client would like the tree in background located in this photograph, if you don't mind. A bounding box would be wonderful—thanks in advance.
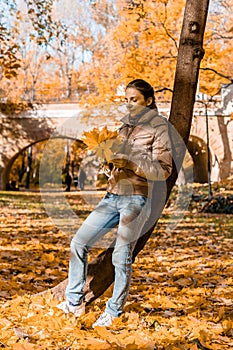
[199,0,233,95]
[0,1,21,79]
[79,0,233,104]
[0,0,98,103]
[81,0,184,103]
[1,0,232,105]
[0,1,21,95]
[49,4,95,100]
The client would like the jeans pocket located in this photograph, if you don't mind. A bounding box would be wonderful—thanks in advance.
[133,195,147,208]
[136,196,151,219]
[104,192,111,199]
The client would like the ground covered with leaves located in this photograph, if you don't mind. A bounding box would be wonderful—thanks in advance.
[0,180,233,349]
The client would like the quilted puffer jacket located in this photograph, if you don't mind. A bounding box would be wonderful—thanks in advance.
[107,108,173,198]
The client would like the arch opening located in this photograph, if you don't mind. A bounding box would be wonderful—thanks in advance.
[3,137,86,191]
[187,135,220,183]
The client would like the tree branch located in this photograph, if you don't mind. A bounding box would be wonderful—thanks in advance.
[200,67,233,83]
[159,3,178,50]
[154,87,173,94]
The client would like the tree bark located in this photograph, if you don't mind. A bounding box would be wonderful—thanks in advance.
[215,85,233,180]
[42,0,210,303]
[217,116,232,179]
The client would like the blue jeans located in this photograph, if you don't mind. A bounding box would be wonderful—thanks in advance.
[65,193,151,317]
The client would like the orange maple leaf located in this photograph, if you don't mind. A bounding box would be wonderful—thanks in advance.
[82,127,122,162]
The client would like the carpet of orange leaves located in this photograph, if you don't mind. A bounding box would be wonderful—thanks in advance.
[0,182,233,349]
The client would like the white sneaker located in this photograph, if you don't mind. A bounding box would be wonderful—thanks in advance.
[92,311,116,328]
[57,300,85,317]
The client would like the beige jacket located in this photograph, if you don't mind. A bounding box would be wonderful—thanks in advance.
[107,109,173,198]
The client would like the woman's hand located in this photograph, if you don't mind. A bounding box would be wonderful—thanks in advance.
[111,153,128,168]
[111,158,128,168]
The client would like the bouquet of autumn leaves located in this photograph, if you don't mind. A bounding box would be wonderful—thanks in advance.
[82,126,124,163]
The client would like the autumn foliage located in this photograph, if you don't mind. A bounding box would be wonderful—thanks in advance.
[0,0,232,107]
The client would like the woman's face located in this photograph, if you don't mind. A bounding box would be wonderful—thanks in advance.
[125,87,150,118]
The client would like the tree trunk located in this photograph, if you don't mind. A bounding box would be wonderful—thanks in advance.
[217,116,232,179]
[42,0,210,303]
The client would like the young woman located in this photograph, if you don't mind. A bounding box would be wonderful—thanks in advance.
[57,79,172,327]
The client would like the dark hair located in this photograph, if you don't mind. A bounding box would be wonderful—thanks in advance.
[126,79,158,111]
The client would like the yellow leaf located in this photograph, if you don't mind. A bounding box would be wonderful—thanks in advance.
[222,319,232,334]
[189,346,198,350]
[82,127,118,154]
[79,312,97,328]
[94,326,123,347]
[79,337,110,350]
[12,343,36,350]
[82,128,100,149]
[98,126,109,143]
[41,252,55,262]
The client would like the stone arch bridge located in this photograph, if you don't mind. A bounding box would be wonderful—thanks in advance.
[0,99,233,190]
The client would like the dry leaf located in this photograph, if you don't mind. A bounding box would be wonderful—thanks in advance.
[1,178,233,349]
[82,127,121,161]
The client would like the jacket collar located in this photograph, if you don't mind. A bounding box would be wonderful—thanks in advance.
[120,108,159,126]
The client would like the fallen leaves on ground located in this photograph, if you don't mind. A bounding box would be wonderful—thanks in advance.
[0,180,233,349]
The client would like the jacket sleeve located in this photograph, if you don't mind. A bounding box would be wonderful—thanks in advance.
[126,121,173,181]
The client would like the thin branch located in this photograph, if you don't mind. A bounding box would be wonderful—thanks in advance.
[159,3,178,50]
[200,67,233,83]
[154,87,173,94]
[156,55,177,61]
[211,33,233,40]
